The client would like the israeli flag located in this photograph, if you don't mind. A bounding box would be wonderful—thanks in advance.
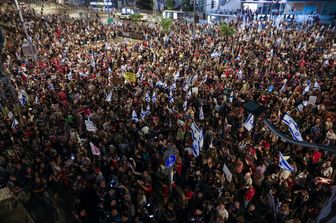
[190,122,204,157]
[279,152,294,172]
[132,110,139,122]
[156,81,164,88]
[163,82,169,91]
[229,91,234,103]
[192,140,201,157]
[313,81,321,91]
[302,81,310,95]
[168,91,174,104]
[11,119,19,129]
[282,113,303,141]
[18,90,28,106]
[243,113,254,131]
[145,92,151,103]
[105,91,112,102]
[170,82,176,92]
[152,92,157,103]
[199,106,204,120]
[191,122,204,149]
[140,106,150,120]
[183,100,188,111]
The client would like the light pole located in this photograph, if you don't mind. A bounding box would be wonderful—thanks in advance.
[192,0,196,38]
[14,0,37,62]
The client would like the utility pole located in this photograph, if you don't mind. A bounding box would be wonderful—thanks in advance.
[192,0,196,39]
[14,0,37,62]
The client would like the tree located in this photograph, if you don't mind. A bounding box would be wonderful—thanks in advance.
[166,0,174,10]
[160,17,173,33]
[219,23,236,37]
[129,13,144,22]
[182,0,193,11]
[136,0,153,10]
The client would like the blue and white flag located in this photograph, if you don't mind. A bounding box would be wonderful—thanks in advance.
[163,83,169,91]
[105,91,112,102]
[199,106,204,120]
[18,90,28,106]
[168,91,174,104]
[229,91,234,103]
[156,81,164,88]
[302,81,310,95]
[313,81,321,91]
[152,92,157,103]
[192,140,201,157]
[170,82,176,92]
[145,92,151,103]
[190,122,204,157]
[11,119,19,129]
[191,122,204,149]
[282,113,303,141]
[140,106,151,120]
[279,152,294,172]
[132,110,139,122]
[183,100,188,111]
[243,113,254,131]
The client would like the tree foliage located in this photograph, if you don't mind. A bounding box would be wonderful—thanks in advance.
[136,0,153,10]
[160,17,173,33]
[182,0,193,11]
[219,23,236,36]
[166,0,174,10]
[129,13,144,22]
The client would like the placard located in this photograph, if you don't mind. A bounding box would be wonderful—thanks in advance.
[223,163,232,183]
[308,96,317,106]
[85,120,97,132]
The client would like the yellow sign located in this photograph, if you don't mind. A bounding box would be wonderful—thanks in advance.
[2,107,9,118]
[124,72,137,83]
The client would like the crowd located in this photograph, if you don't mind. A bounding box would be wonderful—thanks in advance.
[0,2,336,223]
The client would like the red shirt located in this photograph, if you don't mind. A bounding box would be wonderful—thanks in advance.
[244,187,256,201]
[312,151,322,164]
